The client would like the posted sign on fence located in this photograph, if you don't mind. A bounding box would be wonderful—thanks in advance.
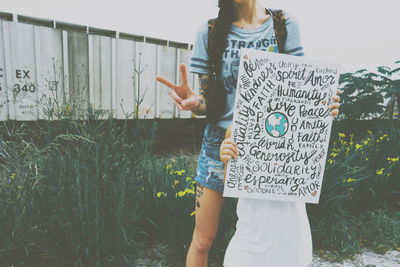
[223,48,340,204]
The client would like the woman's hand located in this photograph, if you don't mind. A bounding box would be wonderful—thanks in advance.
[220,125,238,166]
[155,63,200,111]
[328,89,342,117]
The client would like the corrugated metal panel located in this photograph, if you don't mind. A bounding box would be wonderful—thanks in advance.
[135,42,157,119]
[62,30,70,109]
[37,26,64,120]
[89,35,113,119]
[0,14,204,121]
[157,45,176,119]
[115,38,135,119]
[0,21,7,120]
[67,30,89,119]
[8,22,38,120]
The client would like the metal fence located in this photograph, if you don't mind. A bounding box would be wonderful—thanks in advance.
[0,11,204,121]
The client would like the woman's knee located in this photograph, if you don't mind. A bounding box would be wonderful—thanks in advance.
[192,229,216,253]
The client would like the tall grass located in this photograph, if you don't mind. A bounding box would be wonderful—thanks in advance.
[0,107,158,266]
[0,114,399,266]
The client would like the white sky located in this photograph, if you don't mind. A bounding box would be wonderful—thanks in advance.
[2,0,400,73]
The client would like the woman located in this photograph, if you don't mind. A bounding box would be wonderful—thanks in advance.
[156,0,341,266]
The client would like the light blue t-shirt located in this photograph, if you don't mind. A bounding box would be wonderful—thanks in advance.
[189,8,305,130]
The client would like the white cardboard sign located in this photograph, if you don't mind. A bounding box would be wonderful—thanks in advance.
[223,48,340,204]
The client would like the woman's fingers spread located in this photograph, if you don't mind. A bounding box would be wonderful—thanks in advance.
[180,63,189,86]
[181,95,198,108]
[156,76,178,90]
[168,90,183,109]
[170,95,183,110]
[169,89,183,104]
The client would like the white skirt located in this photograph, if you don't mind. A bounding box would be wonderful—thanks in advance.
[223,198,313,267]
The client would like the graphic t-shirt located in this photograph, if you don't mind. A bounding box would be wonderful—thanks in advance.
[189,8,305,130]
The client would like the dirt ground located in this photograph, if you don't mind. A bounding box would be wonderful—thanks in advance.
[309,248,400,267]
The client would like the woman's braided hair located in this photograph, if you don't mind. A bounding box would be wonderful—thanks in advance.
[205,0,235,124]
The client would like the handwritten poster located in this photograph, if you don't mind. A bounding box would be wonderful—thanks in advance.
[223,48,340,204]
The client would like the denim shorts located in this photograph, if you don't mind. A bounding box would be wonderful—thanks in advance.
[194,123,227,193]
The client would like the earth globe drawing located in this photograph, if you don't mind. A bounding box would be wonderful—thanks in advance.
[265,112,289,137]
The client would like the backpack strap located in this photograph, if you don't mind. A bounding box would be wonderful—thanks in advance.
[207,17,218,72]
[270,9,287,53]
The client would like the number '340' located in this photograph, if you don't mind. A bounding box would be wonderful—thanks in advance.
[13,83,36,93]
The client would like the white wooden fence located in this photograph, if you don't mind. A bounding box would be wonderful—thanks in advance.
[0,12,204,121]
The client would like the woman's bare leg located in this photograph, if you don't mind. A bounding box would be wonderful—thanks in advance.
[186,183,224,267]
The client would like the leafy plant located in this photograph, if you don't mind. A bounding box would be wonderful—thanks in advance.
[338,61,400,120]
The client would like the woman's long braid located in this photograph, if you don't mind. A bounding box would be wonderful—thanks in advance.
[206,0,235,124]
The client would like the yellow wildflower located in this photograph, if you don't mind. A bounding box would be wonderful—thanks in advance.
[362,140,368,145]
[156,192,167,197]
[10,173,16,181]
[171,158,176,163]
[174,169,186,176]
[330,152,338,158]
[365,157,369,161]
[328,159,335,164]
[17,185,23,190]
[173,180,179,186]
[367,130,372,134]
[176,188,195,197]
[186,176,192,181]
[376,168,384,175]
[355,144,362,150]
[184,188,195,195]
[379,134,389,141]
[387,157,399,162]
[338,133,345,138]
[176,191,186,197]
[165,164,172,170]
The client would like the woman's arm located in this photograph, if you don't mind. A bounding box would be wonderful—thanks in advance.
[191,74,209,116]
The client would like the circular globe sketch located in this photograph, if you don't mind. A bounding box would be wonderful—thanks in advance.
[265,112,289,137]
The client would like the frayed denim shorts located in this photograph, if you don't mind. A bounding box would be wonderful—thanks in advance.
[194,123,227,193]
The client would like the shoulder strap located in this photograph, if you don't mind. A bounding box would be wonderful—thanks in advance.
[270,9,287,53]
[207,17,218,71]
